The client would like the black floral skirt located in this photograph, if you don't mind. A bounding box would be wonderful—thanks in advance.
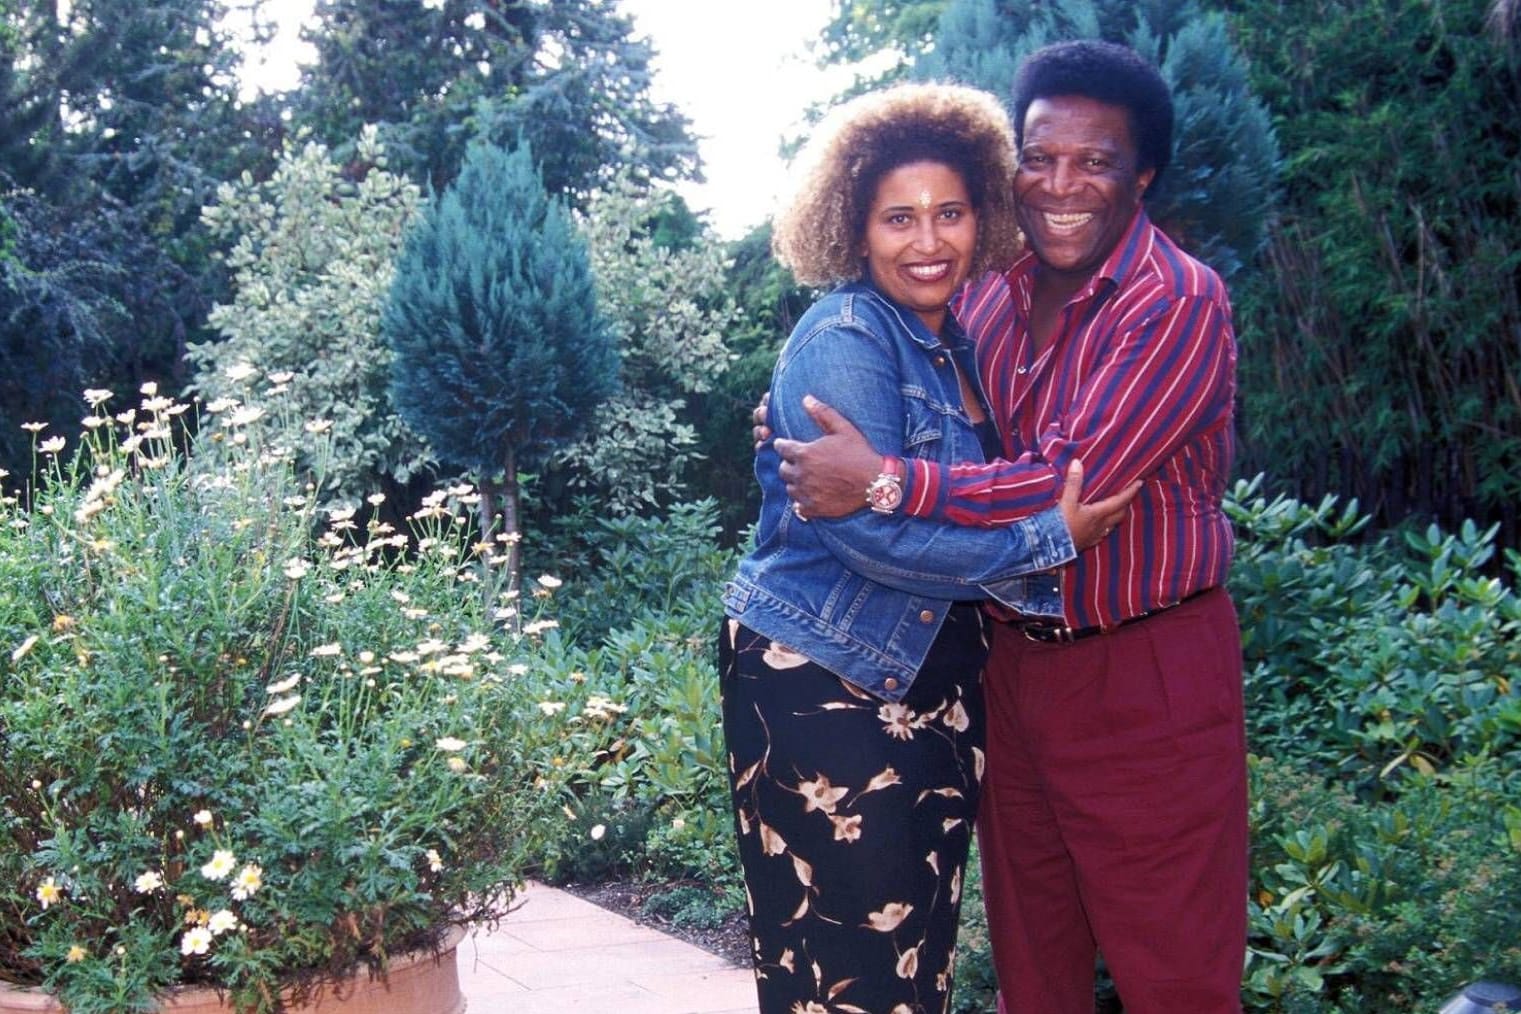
[718,605,989,1014]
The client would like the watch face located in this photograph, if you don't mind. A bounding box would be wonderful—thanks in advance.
[868,477,903,512]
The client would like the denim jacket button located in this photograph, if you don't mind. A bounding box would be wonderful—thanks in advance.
[934,355,947,367]
[883,677,899,691]
[919,609,934,623]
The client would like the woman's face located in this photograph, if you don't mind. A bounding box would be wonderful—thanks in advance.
[860,160,977,334]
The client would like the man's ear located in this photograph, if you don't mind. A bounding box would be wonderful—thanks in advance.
[1136,167,1157,198]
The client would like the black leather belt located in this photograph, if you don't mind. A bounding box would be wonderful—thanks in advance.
[1009,588,1213,644]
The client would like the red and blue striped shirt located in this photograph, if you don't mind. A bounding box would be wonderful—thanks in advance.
[899,209,1237,629]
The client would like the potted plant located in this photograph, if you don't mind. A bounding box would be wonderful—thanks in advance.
[0,378,557,1012]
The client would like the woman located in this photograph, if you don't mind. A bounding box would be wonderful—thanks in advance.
[720,83,1133,1014]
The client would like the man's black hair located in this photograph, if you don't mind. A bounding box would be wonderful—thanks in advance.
[1012,40,1174,185]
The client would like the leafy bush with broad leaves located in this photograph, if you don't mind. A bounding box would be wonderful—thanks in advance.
[1227,475,1521,1012]
[1247,756,1521,1010]
[528,497,737,644]
[1228,474,1521,787]
[0,378,561,1014]
[552,174,740,515]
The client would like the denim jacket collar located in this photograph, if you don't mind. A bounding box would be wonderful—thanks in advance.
[847,279,972,355]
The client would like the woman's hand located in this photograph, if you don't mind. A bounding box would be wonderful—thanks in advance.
[751,391,771,450]
[1058,458,1141,551]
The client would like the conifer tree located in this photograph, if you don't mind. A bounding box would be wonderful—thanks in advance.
[1222,0,1521,534]
[384,141,618,584]
[0,0,280,472]
[295,0,696,201]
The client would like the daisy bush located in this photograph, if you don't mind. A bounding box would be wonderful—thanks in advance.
[0,377,559,1013]
[504,509,748,909]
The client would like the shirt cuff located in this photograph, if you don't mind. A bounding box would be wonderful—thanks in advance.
[900,457,946,518]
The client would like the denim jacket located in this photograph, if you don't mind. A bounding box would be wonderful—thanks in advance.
[723,281,1074,702]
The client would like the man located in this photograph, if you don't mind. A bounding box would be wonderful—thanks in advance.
[769,40,1246,1014]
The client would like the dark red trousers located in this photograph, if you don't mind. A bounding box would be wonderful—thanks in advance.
[980,588,1248,1014]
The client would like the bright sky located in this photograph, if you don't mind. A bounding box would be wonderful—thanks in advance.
[247,0,853,239]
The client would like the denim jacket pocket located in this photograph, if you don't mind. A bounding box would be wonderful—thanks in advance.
[900,384,960,459]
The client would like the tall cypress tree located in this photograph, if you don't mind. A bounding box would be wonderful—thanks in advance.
[383,141,619,583]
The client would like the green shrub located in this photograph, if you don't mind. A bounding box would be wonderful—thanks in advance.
[1228,476,1521,1011]
[1248,756,1521,1011]
[641,807,744,893]
[0,381,558,1013]
[508,598,740,890]
[528,497,737,644]
[1227,476,1521,786]
[542,792,658,884]
[640,882,743,932]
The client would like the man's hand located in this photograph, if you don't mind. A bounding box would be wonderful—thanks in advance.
[775,395,883,518]
[768,393,1141,541]
[1058,458,1141,551]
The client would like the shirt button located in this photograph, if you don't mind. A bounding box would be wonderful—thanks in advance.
[1017,365,1029,375]
[883,677,899,691]
[919,610,934,623]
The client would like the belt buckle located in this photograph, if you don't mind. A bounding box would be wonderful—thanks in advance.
[1021,622,1074,644]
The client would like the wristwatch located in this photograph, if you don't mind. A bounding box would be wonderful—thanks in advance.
[866,457,904,514]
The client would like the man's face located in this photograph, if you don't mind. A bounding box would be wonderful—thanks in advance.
[1014,94,1155,283]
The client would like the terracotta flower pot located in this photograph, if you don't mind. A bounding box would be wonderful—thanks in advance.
[0,926,466,1014]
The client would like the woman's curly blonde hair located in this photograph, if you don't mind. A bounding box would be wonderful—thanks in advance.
[773,82,1022,287]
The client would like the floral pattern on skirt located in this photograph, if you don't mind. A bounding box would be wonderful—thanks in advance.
[719,606,988,1014]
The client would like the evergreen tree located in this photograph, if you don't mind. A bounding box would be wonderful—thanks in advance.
[5,0,279,262]
[0,0,281,473]
[295,0,696,201]
[0,183,125,475]
[384,140,618,582]
[918,0,1279,279]
[0,3,59,187]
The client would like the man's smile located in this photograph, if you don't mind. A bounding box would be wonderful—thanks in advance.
[1037,211,1096,234]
